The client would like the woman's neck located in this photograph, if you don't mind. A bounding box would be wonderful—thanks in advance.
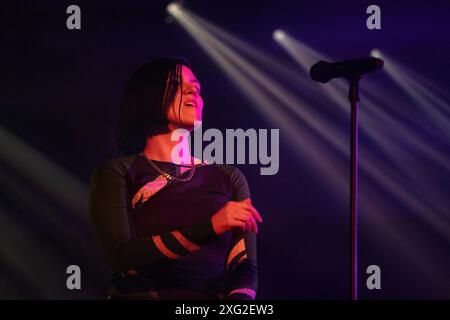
[143,130,192,165]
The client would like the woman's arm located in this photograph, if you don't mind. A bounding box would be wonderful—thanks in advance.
[223,167,259,300]
[88,159,217,273]
[224,229,258,300]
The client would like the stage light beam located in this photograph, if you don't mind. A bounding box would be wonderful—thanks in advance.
[370,49,382,58]
[273,29,286,42]
[167,2,183,18]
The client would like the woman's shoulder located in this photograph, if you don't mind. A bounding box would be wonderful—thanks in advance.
[205,164,250,199]
[205,163,246,179]
[91,154,139,177]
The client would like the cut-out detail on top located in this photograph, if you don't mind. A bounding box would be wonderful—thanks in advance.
[131,175,168,209]
[227,238,246,265]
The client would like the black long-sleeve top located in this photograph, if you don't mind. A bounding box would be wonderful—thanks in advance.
[88,153,258,300]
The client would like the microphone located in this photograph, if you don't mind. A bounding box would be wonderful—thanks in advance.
[310,57,384,83]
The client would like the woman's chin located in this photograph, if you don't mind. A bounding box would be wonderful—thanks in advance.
[186,115,202,126]
[175,120,202,131]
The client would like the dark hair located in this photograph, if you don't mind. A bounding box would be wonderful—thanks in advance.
[116,57,191,156]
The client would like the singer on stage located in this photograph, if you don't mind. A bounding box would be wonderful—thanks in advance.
[88,57,262,300]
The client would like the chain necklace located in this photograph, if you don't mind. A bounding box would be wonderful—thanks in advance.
[139,151,196,182]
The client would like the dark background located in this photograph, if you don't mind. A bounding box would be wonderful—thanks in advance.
[1,0,449,299]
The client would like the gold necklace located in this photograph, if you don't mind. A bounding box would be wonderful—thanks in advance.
[139,152,196,182]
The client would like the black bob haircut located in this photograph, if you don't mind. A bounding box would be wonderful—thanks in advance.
[116,57,191,156]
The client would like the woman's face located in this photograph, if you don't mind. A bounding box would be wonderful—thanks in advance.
[166,65,203,130]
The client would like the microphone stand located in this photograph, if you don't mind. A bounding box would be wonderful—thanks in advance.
[347,75,361,301]
[310,57,383,301]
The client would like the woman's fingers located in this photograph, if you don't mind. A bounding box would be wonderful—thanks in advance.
[234,209,258,234]
[248,205,263,223]
[223,201,262,234]
[244,218,252,233]
[234,220,247,231]
[234,210,251,223]
[249,214,258,233]
[236,201,263,223]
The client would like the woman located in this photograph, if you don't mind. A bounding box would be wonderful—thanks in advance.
[88,57,262,300]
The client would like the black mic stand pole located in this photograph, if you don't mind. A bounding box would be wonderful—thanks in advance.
[310,57,384,301]
[347,75,361,301]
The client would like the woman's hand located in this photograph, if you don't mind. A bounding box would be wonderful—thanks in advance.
[211,199,263,236]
